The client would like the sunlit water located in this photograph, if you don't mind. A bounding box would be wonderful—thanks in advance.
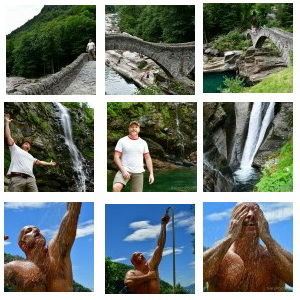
[105,65,138,95]
[108,168,197,192]
[233,167,260,192]
[203,71,237,93]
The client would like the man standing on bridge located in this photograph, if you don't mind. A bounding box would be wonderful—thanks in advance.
[124,213,170,293]
[112,121,154,192]
[4,202,82,291]
[86,39,96,61]
[5,114,57,192]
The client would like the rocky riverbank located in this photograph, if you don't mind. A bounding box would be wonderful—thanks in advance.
[203,45,287,84]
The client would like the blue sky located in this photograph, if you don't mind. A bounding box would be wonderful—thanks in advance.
[203,202,293,253]
[4,202,94,291]
[106,204,195,288]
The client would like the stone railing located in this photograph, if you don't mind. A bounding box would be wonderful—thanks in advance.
[8,53,88,95]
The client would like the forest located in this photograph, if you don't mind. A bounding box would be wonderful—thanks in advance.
[204,3,293,42]
[6,5,96,78]
[106,5,195,43]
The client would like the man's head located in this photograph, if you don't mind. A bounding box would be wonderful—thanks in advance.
[89,39,92,43]
[232,202,260,238]
[130,252,147,268]
[21,140,32,152]
[18,225,46,254]
[128,121,140,138]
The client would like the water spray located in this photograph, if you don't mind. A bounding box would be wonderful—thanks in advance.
[165,207,176,293]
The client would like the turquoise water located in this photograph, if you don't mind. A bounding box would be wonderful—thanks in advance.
[108,168,197,192]
[203,71,237,93]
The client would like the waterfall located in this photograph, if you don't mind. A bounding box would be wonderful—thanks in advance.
[174,103,185,159]
[240,102,275,168]
[55,103,88,192]
[234,102,275,184]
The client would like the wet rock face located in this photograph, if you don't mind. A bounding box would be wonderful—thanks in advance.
[4,102,94,192]
[203,102,292,192]
[107,103,197,170]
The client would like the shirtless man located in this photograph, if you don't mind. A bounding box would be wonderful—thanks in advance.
[4,202,81,292]
[124,213,170,293]
[204,202,293,292]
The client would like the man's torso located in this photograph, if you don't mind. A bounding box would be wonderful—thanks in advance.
[208,249,284,292]
[128,269,159,294]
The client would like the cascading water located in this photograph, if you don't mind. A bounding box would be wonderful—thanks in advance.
[55,103,88,192]
[174,103,185,159]
[234,102,276,186]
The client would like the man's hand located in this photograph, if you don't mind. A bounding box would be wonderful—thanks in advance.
[226,204,249,241]
[256,206,271,242]
[161,214,170,225]
[4,235,9,241]
[5,114,13,123]
[49,160,57,166]
[149,174,154,184]
[122,170,131,180]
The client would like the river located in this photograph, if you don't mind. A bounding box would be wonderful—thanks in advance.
[105,65,138,95]
[203,71,237,93]
[108,168,197,192]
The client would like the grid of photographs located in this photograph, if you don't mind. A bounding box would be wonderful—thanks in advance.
[2,0,298,298]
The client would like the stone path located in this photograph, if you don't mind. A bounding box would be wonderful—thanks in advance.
[62,61,96,95]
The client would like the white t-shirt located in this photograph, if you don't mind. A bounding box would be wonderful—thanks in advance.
[115,136,149,173]
[87,42,95,51]
[7,142,38,178]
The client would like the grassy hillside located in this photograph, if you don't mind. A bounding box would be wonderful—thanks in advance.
[244,67,293,93]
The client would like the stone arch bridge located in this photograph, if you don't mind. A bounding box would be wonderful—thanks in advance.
[105,34,195,79]
[245,28,293,65]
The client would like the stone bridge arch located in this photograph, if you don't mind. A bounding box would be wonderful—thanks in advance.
[105,34,195,79]
[245,28,293,65]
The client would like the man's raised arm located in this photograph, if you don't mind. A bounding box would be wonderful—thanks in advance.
[5,114,14,146]
[148,214,170,270]
[256,208,293,286]
[49,203,82,257]
[203,205,249,283]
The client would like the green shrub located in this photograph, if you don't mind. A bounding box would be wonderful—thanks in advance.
[219,76,245,93]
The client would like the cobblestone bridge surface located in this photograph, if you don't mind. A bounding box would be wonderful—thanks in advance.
[62,60,96,95]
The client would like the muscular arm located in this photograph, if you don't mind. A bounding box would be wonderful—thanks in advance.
[257,208,293,286]
[148,215,169,270]
[114,151,130,179]
[124,270,157,289]
[5,115,14,146]
[144,153,154,184]
[203,205,249,283]
[49,203,82,257]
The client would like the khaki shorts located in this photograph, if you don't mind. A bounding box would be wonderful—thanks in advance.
[8,176,38,192]
[113,171,144,192]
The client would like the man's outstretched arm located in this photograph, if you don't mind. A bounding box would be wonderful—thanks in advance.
[203,204,249,283]
[36,159,57,166]
[148,214,169,270]
[49,203,82,257]
[257,208,293,286]
[5,114,14,146]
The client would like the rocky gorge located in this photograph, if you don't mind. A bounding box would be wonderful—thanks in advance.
[4,102,94,192]
[203,102,292,192]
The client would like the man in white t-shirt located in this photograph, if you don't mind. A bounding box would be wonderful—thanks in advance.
[113,121,154,192]
[86,39,95,61]
[5,114,57,192]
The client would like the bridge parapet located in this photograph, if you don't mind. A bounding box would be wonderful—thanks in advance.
[245,28,293,65]
[105,34,195,78]
[8,53,88,95]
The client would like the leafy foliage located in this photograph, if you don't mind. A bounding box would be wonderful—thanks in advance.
[255,140,293,192]
[7,5,96,78]
[219,76,245,93]
[117,5,194,43]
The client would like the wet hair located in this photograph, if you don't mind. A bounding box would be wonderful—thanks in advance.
[232,202,259,215]
[130,252,141,265]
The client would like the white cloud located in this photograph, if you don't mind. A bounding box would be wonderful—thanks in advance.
[4,202,48,209]
[145,246,183,257]
[4,241,11,246]
[205,209,231,221]
[41,219,94,239]
[112,257,127,262]
[189,261,195,268]
[176,216,195,234]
